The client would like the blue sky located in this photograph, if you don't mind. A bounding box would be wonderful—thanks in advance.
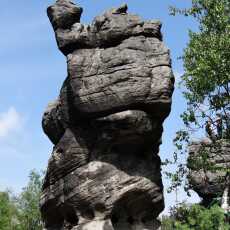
[0,0,200,214]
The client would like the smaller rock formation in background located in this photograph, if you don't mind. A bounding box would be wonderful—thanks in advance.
[188,139,230,207]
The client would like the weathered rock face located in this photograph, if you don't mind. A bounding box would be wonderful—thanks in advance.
[41,1,174,229]
[188,139,230,205]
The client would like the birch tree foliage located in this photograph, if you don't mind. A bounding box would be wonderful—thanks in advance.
[165,0,230,193]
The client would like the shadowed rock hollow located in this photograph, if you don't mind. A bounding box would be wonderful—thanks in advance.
[40,1,174,229]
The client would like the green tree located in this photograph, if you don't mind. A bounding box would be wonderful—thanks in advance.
[161,203,230,230]
[165,0,230,195]
[0,191,17,230]
[0,170,44,230]
[16,170,44,230]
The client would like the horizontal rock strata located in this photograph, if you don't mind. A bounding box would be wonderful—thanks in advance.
[41,1,174,230]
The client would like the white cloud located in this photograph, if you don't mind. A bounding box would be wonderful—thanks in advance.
[0,107,22,138]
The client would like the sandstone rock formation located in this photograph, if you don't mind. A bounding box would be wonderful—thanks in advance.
[40,1,174,229]
[188,139,230,205]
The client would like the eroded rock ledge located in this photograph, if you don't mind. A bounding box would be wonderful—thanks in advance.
[40,1,174,229]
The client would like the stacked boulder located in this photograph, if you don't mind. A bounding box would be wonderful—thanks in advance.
[40,1,174,229]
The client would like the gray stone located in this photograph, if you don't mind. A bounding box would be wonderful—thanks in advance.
[41,1,174,229]
[188,139,230,205]
[65,36,173,120]
[48,2,163,55]
[42,99,65,144]
[47,0,83,30]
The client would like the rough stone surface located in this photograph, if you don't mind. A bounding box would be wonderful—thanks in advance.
[41,1,174,229]
[42,99,65,144]
[188,139,230,204]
